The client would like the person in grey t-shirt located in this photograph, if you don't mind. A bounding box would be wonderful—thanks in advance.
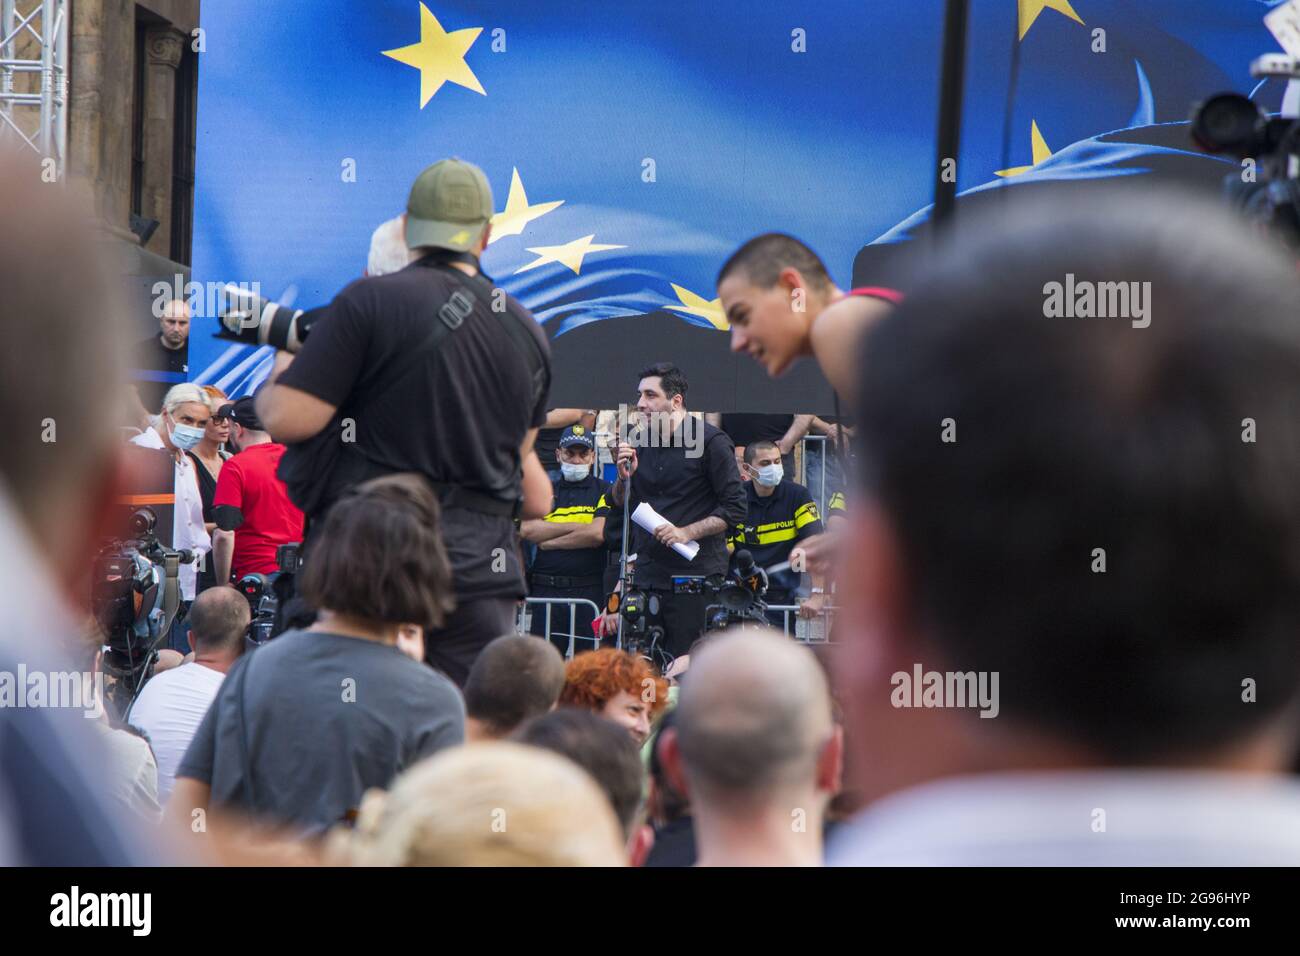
[171,474,465,836]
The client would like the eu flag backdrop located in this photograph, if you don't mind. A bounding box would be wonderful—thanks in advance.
[190,0,1290,413]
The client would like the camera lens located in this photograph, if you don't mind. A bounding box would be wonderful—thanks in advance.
[1191,94,1263,156]
[128,507,156,537]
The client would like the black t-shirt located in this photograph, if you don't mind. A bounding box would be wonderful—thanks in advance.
[533,427,564,471]
[177,629,464,836]
[133,335,189,413]
[530,474,610,578]
[719,413,794,447]
[276,259,551,600]
[729,479,824,594]
[625,420,747,587]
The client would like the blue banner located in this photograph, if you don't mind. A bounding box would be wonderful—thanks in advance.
[191,1,1289,408]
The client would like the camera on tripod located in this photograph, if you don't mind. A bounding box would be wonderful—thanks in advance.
[91,506,191,716]
[1191,54,1300,247]
[672,549,770,632]
[235,572,278,644]
[608,582,665,658]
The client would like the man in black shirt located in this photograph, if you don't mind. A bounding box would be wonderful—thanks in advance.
[520,425,610,656]
[130,297,190,419]
[729,439,827,632]
[256,158,552,687]
[613,363,746,660]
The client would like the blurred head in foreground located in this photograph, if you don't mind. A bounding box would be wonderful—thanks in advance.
[662,628,841,866]
[559,647,669,746]
[834,188,1300,863]
[338,742,625,866]
[463,635,566,742]
[0,150,129,596]
[0,148,161,865]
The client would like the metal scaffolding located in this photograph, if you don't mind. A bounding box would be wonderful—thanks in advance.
[0,0,68,177]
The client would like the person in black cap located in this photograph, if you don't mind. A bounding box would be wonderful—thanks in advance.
[519,425,611,656]
[211,397,305,587]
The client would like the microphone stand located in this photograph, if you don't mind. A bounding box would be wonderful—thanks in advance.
[616,465,631,650]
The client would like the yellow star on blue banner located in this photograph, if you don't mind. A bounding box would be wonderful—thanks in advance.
[666,283,728,330]
[995,120,1053,176]
[489,169,564,244]
[382,2,485,107]
[515,235,625,276]
[1018,0,1085,41]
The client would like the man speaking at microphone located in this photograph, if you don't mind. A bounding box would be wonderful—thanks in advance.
[612,363,746,660]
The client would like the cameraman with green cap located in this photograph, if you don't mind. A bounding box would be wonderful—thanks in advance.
[256,158,552,686]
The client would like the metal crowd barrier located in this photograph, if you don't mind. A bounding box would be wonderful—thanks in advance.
[517,597,839,656]
[764,603,840,644]
[516,596,604,659]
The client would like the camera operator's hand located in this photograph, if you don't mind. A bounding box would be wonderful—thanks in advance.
[616,442,638,478]
[654,523,690,547]
[798,592,826,619]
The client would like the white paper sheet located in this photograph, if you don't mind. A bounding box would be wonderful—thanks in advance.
[1266,0,1300,59]
[631,502,700,561]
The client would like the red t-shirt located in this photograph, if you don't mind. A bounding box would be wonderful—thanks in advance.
[212,443,305,579]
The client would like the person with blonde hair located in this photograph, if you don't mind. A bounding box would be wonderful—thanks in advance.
[335,742,624,867]
[130,381,212,645]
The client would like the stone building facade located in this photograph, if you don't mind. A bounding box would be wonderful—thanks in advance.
[67,0,201,269]
[4,3,198,265]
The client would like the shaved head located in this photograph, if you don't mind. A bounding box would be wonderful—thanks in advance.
[187,585,251,654]
[675,628,833,803]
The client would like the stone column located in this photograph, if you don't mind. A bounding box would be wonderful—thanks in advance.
[68,0,137,240]
[139,25,185,256]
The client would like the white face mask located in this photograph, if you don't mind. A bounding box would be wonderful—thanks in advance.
[560,462,591,482]
[168,418,205,451]
[754,463,783,487]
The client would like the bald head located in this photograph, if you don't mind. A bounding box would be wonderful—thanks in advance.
[675,628,833,802]
[187,585,250,655]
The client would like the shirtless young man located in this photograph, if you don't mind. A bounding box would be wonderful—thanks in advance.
[715,232,898,407]
[715,233,900,573]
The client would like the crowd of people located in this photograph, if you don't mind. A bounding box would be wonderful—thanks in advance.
[5,147,1300,868]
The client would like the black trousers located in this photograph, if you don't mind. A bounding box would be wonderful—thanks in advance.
[423,596,519,688]
[528,583,605,657]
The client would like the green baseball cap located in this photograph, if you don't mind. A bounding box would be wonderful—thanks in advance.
[405,158,494,253]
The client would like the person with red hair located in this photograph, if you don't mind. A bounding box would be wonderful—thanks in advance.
[559,648,669,746]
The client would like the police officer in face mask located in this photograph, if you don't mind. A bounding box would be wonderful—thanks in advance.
[518,426,612,656]
[730,439,828,632]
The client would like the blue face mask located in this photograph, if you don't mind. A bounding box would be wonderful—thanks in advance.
[755,463,783,487]
[169,420,205,451]
[560,462,591,482]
